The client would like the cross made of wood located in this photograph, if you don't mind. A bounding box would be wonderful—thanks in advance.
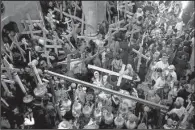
[54,8,95,31]
[88,64,133,87]
[34,35,62,56]
[132,32,150,72]
[2,58,27,94]
[22,13,43,38]
[9,33,26,62]
[41,50,53,67]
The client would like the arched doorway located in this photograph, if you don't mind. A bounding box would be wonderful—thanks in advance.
[2,21,19,45]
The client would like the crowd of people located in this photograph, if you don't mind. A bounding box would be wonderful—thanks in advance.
[1,1,195,129]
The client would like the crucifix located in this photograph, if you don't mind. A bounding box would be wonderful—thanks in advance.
[26,13,37,38]
[133,32,150,72]
[81,6,84,35]
[34,35,62,56]
[9,33,26,62]
[41,50,52,67]
[54,8,95,31]
[88,64,133,87]
[2,58,27,94]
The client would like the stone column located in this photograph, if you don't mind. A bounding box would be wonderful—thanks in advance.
[82,1,106,36]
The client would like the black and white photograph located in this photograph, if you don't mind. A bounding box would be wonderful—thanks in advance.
[1,1,195,129]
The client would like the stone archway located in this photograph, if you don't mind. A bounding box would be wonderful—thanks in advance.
[2,21,19,45]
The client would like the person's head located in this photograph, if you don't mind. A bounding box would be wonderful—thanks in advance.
[115,55,121,60]
[185,83,195,93]
[161,53,168,63]
[102,75,108,83]
[168,65,175,72]
[153,51,160,58]
[94,71,100,79]
[48,1,53,7]
[174,97,184,108]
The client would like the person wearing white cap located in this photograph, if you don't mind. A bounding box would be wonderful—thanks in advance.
[165,65,177,82]
[168,97,185,118]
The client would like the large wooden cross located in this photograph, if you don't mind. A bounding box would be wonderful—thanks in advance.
[9,33,26,62]
[133,33,150,72]
[88,64,132,87]
[41,50,52,67]
[54,8,95,31]
[34,35,63,55]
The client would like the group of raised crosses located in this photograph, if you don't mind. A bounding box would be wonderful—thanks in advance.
[1,1,195,129]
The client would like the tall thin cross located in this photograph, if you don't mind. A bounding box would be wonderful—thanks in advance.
[133,33,150,72]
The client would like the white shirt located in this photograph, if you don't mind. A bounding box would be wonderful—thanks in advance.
[165,70,177,81]
[169,106,185,118]
[154,77,166,90]
[154,61,169,70]
[24,117,35,126]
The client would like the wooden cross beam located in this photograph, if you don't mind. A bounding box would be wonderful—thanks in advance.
[1,79,14,94]
[54,8,95,31]
[1,47,13,63]
[2,58,27,94]
[34,35,62,55]
[88,64,133,87]
[1,97,9,107]
[21,30,42,35]
[21,20,42,23]
[26,13,35,38]
[57,58,80,65]
[9,34,26,62]
[81,6,84,35]
[44,70,169,111]
[117,64,126,86]
[133,33,150,72]
[60,4,63,20]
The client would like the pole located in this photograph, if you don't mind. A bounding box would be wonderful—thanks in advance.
[44,70,169,111]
